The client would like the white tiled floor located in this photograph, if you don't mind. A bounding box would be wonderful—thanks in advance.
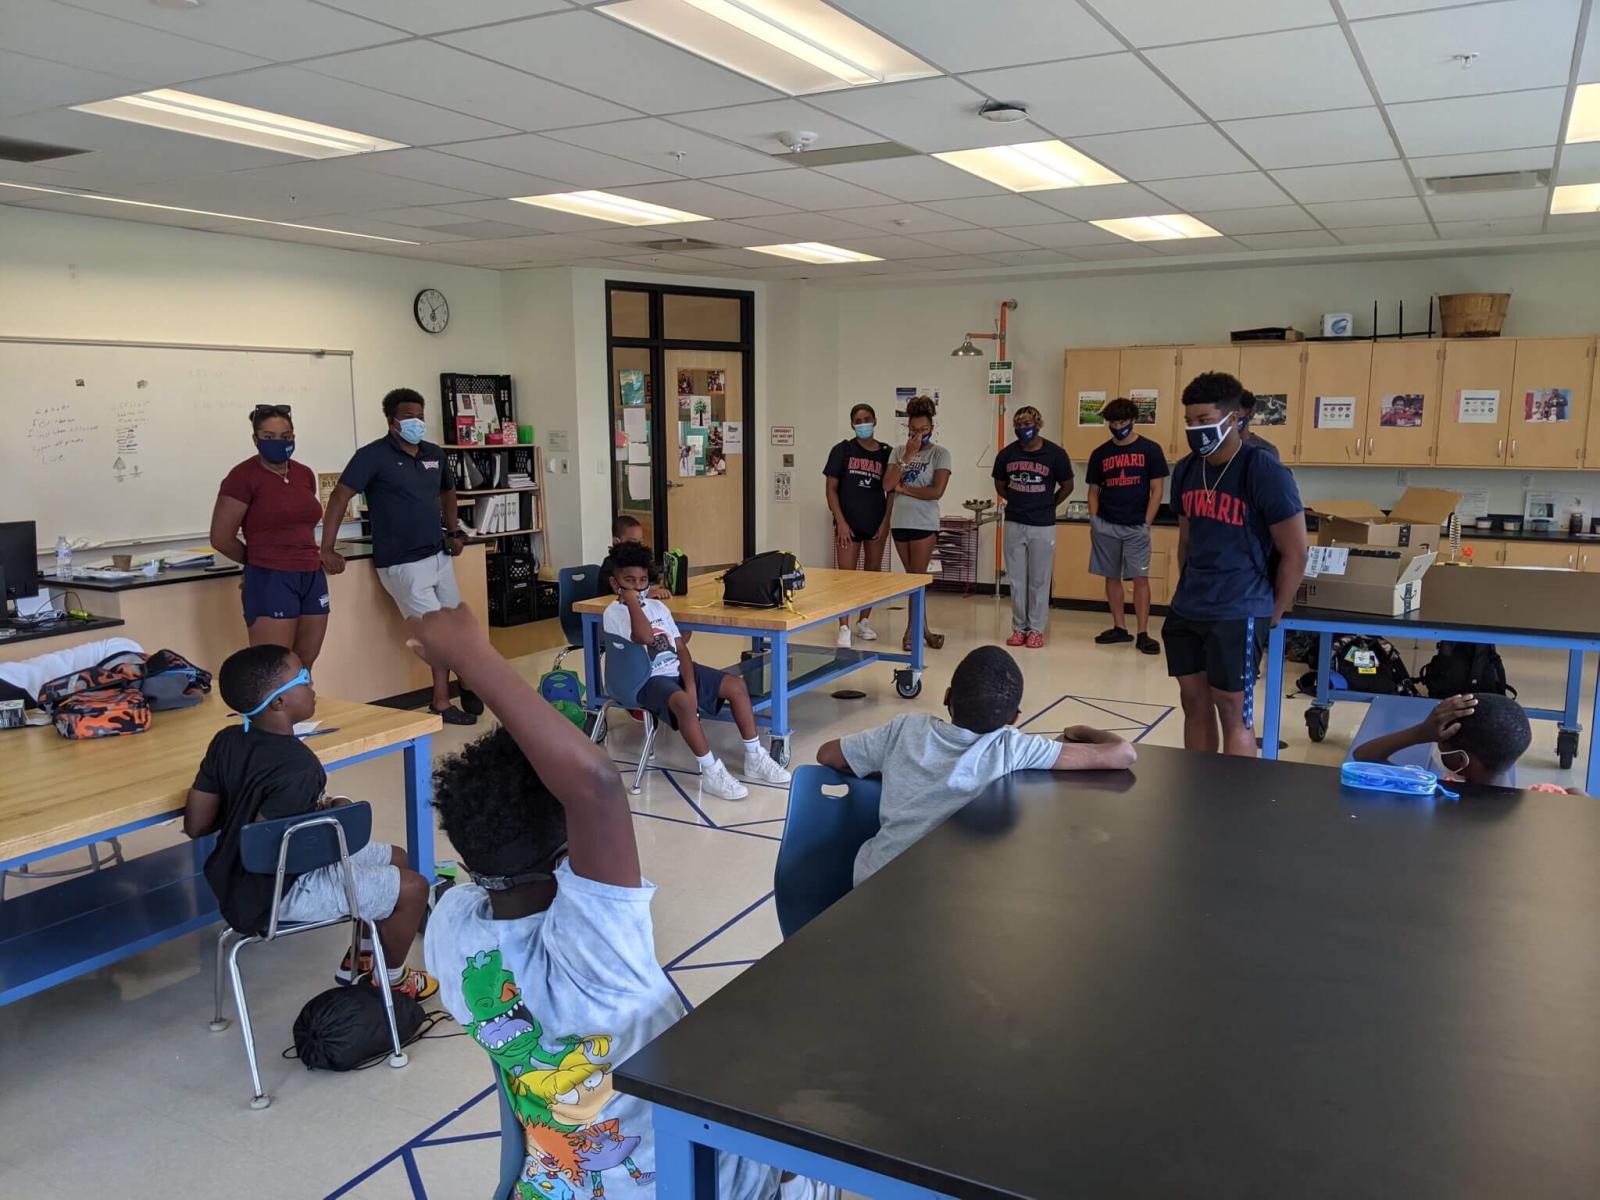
[1,594,1587,1198]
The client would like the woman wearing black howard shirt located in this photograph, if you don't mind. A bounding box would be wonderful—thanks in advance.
[823,403,893,648]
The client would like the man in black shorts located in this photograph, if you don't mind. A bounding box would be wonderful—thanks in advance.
[1166,372,1307,756]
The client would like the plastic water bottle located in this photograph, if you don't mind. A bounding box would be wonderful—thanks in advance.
[54,535,73,580]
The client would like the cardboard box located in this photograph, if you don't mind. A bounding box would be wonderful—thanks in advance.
[1307,487,1461,550]
[1296,544,1436,615]
[1421,562,1600,633]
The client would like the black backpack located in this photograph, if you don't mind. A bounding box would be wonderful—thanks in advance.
[1330,634,1417,695]
[721,551,805,609]
[1419,642,1515,699]
[290,985,427,1071]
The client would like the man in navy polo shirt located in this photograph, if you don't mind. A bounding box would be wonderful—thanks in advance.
[321,388,477,725]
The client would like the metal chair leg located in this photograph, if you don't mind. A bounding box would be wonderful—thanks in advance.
[633,716,657,795]
[209,927,235,1032]
[365,918,409,1069]
[589,701,610,745]
[227,935,271,1109]
[107,837,126,867]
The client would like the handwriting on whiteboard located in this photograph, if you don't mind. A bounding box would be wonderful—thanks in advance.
[28,404,101,466]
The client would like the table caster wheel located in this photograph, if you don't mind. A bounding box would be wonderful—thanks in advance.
[1306,706,1330,743]
[1557,728,1578,770]
[894,669,922,700]
[768,738,791,768]
[208,1018,230,1033]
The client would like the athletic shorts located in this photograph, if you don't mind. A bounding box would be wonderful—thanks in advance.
[277,839,400,924]
[1163,614,1269,693]
[377,551,461,619]
[637,663,729,729]
[1087,517,1152,580]
[891,527,937,543]
[242,564,330,624]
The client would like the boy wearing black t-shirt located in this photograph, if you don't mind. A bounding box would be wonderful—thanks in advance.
[992,405,1074,648]
[1167,373,1308,757]
[1086,397,1169,654]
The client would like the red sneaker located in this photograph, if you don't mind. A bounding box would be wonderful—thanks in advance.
[1005,630,1027,647]
[1025,631,1045,649]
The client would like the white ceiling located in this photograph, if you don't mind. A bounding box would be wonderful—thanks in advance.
[3,0,1599,284]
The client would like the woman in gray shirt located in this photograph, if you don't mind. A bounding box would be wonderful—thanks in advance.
[885,395,953,651]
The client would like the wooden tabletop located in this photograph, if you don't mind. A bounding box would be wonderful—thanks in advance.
[0,696,440,866]
[574,567,934,632]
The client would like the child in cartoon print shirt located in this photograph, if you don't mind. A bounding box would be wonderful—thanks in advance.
[415,606,819,1200]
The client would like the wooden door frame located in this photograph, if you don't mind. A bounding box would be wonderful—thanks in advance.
[604,281,756,561]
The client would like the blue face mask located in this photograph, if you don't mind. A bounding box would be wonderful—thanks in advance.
[396,417,427,445]
[1109,423,1135,441]
[1015,424,1038,443]
[239,668,310,732]
[853,422,876,440]
[256,438,295,464]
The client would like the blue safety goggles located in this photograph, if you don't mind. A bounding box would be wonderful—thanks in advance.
[239,668,311,731]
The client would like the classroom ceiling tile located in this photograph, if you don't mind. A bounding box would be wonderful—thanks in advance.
[1234,229,1342,249]
[350,205,478,228]
[995,221,1125,247]
[805,77,1052,152]
[1385,89,1566,157]
[667,100,881,154]
[1145,172,1290,211]
[976,247,1080,266]
[1435,216,1549,237]
[816,234,952,258]
[608,218,778,245]
[0,188,237,232]
[543,119,786,178]
[1066,241,1162,260]
[1332,223,1439,242]
[920,194,1066,226]
[1545,211,1600,231]
[58,0,404,60]
[1555,141,1600,184]
[440,10,778,115]
[429,197,639,233]
[1089,0,1337,48]
[438,133,681,187]
[1192,204,1320,234]
[906,255,1005,270]
[1272,159,1416,203]
[1341,0,1462,15]
[733,211,881,240]
[1351,0,1580,103]
[0,0,265,84]
[182,66,516,146]
[359,149,570,197]
[1307,195,1430,226]
[1408,146,1556,178]
[1581,11,1600,82]
[1029,182,1171,220]
[427,219,551,239]
[603,179,797,218]
[813,157,1005,203]
[676,245,814,267]
[1147,235,1245,255]
[307,41,637,132]
[0,108,297,180]
[827,0,1121,72]
[302,213,471,242]
[0,49,136,119]
[1220,108,1398,169]
[1069,125,1255,181]
[111,158,489,219]
[828,203,976,233]
[705,168,892,209]
[1423,189,1550,221]
[316,0,571,36]
[913,228,1039,255]
[960,55,1202,139]
[1147,26,1373,121]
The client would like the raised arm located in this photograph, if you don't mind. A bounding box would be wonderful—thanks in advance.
[408,605,639,887]
[209,495,249,566]
[1353,696,1475,765]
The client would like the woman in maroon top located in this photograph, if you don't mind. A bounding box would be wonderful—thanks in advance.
[210,405,332,667]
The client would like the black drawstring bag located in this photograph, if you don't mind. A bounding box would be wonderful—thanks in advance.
[721,551,805,609]
[290,985,427,1071]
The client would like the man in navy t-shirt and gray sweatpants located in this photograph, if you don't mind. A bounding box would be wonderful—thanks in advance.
[1166,372,1308,757]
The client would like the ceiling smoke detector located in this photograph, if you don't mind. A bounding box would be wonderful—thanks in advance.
[979,100,1029,123]
[777,130,817,154]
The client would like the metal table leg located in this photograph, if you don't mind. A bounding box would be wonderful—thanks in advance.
[1262,624,1286,760]
[768,631,791,767]
[403,735,434,881]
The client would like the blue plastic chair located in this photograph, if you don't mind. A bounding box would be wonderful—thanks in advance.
[553,563,602,670]
[207,801,407,1109]
[774,766,882,939]
[589,631,659,794]
[495,1066,521,1200]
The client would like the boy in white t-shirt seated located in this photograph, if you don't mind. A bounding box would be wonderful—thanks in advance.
[818,645,1137,884]
[602,541,791,800]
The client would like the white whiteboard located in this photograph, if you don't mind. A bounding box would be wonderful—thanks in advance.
[2,338,357,548]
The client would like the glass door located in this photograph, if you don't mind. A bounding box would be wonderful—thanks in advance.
[666,348,745,569]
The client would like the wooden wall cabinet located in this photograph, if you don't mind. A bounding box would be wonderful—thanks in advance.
[1061,347,1121,461]
[1507,337,1594,469]
[1236,345,1304,462]
[1365,341,1444,465]
[1500,542,1584,569]
[1118,346,1181,461]
[1299,341,1373,465]
[1050,523,1179,605]
[1436,339,1517,466]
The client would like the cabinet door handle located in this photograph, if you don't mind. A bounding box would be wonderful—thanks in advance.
[1569,553,1576,569]
[1585,554,1590,570]
[1367,436,1374,456]
[1510,439,1518,458]
[1352,438,1361,460]
[1497,438,1505,458]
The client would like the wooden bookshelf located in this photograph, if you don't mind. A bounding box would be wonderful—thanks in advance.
[443,443,528,450]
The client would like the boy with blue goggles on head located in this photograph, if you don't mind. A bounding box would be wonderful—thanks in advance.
[184,644,437,1000]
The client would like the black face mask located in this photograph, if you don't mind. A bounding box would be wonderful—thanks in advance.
[1109,423,1135,441]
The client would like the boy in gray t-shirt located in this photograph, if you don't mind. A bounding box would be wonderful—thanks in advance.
[818,646,1136,885]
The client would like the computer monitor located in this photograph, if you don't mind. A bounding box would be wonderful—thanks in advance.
[0,521,41,608]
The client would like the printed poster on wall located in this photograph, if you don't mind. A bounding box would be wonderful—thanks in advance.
[1077,390,1107,425]
[1456,389,1500,424]
[723,421,743,454]
[772,470,793,503]
[619,369,645,408]
[1313,396,1356,429]
[1525,388,1572,423]
[1252,393,1289,426]
[1128,389,1159,424]
[1379,393,1424,427]
[769,425,795,447]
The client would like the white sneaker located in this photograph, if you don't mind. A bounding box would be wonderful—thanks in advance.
[744,747,792,786]
[701,759,749,800]
[835,624,852,648]
[855,618,878,642]
[779,1179,840,1200]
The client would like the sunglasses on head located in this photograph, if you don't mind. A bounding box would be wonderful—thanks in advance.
[251,404,292,421]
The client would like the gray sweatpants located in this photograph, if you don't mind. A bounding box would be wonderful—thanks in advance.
[1004,521,1056,633]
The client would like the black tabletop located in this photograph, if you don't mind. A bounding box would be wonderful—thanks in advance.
[53,541,372,592]
[616,745,1600,1199]
[1289,599,1600,641]
[0,614,125,646]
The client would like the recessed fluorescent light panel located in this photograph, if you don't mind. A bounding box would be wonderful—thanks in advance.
[0,180,419,244]
[1091,214,1223,242]
[72,89,406,158]
[1565,83,1600,143]
[511,190,709,226]
[747,241,881,264]
[932,141,1124,192]
[1550,183,1600,214]
[598,0,936,94]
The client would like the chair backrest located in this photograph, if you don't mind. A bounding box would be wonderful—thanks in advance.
[558,564,602,649]
[239,801,373,876]
[494,1066,522,1200]
[774,765,882,939]
[600,632,656,708]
